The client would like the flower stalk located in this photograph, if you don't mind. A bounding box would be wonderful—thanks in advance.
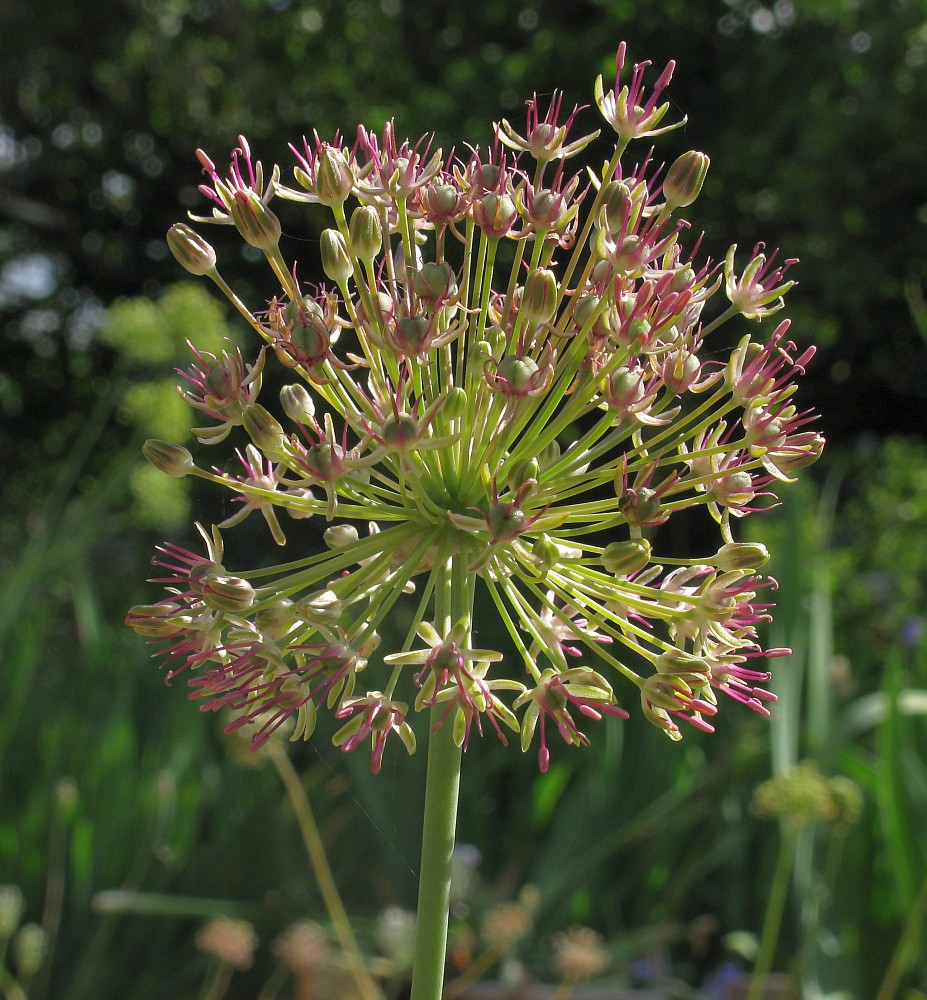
[129,42,822,1000]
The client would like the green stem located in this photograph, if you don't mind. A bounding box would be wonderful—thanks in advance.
[875,866,927,1000]
[199,962,233,1000]
[409,556,470,1000]
[268,746,382,1000]
[409,714,464,1000]
[746,822,799,1000]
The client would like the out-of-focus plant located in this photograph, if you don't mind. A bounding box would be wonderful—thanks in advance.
[746,761,862,1000]
[746,443,927,998]
[98,281,236,529]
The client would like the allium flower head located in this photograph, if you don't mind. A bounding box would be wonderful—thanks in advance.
[129,43,821,772]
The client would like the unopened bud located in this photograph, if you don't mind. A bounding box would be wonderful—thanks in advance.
[572,293,602,332]
[280,383,316,425]
[507,457,540,494]
[715,542,770,571]
[662,151,710,210]
[297,588,343,624]
[413,261,458,302]
[655,649,710,678]
[254,598,296,638]
[443,386,467,420]
[125,602,184,637]
[201,575,256,613]
[349,204,382,260]
[230,190,281,251]
[242,403,287,453]
[521,268,558,324]
[167,223,217,275]
[598,180,632,236]
[317,146,355,206]
[617,486,661,526]
[602,538,652,575]
[486,323,506,356]
[143,440,195,477]
[324,524,359,548]
[320,228,354,284]
[532,534,561,573]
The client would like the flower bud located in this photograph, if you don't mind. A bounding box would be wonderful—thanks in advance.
[324,524,359,548]
[254,598,297,639]
[142,440,194,477]
[488,502,526,543]
[572,293,602,332]
[412,261,458,302]
[654,648,711,678]
[617,486,661,526]
[602,538,652,575]
[166,223,217,275]
[520,268,558,323]
[280,383,316,425]
[421,182,467,223]
[317,145,355,206]
[125,602,184,637]
[201,574,256,613]
[297,588,343,624]
[507,457,540,494]
[662,151,709,210]
[443,387,467,420]
[320,228,354,284]
[349,204,382,260]
[473,192,517,238]
[486,323,506,357]
[598,180,633,236]
[230,190,281,251]
[532,534,561,573]
[242,403,287,454]
[715,542,770,571]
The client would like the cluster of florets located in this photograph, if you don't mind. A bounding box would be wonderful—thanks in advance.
[127,42,822,772]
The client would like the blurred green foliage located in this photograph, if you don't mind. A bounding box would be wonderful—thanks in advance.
[98,281,236,528]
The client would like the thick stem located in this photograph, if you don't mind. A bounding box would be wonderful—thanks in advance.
[409,556,470,1000]
[409,713,464,1000]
